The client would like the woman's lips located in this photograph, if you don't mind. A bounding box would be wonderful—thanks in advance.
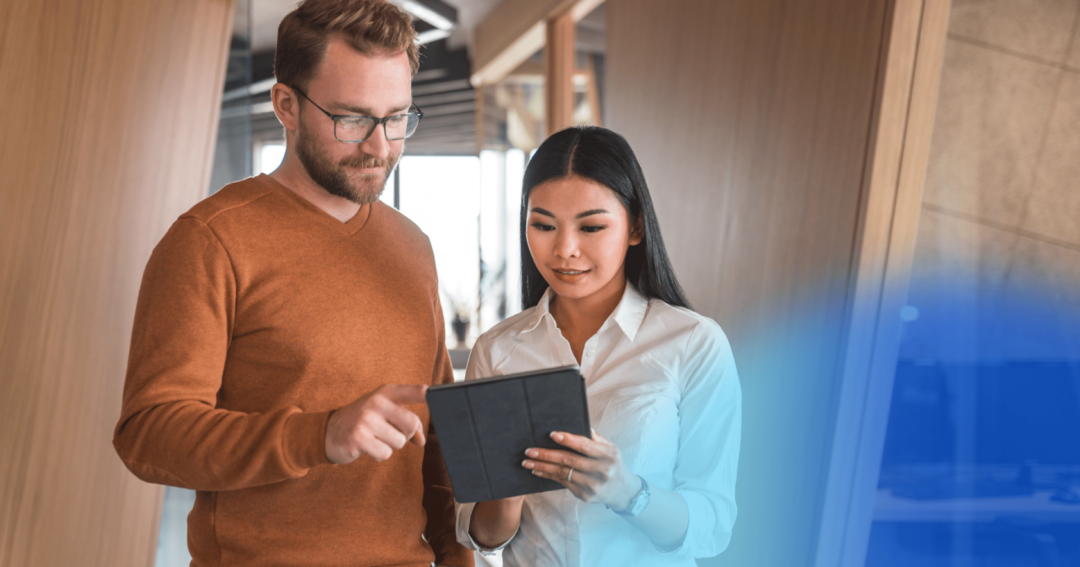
[551,268,590,282]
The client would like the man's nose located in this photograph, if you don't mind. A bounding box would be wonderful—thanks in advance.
[359,124,391,161]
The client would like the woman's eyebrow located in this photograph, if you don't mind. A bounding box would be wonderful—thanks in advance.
[575,209,609,219]
[529,207,610,219]
[531,207,556,217]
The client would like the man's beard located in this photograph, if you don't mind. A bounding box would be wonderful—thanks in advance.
[295,120,400,206]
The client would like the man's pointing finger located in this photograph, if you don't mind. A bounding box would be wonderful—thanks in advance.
[382,383,429,406]
[380,392,427,447]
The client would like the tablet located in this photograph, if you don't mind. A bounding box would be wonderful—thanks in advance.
[426,365,591,503]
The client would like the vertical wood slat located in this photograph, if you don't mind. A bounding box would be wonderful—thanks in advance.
[470,0,577,86]
[816,1,953,565]
[545,11,576,135]
[469,0,604,88]
[0,0,234,565]
[584,57,603,127]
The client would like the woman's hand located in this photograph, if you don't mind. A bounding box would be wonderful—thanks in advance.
[523,430,640,511]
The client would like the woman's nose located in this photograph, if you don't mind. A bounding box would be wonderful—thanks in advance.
[553,230,579,259]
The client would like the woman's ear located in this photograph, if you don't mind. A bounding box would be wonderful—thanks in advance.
[629,213,644,246]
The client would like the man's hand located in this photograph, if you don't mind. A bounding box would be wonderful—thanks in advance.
[324,384,428,464]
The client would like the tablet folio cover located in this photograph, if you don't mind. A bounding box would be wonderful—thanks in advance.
[426,366,591,503]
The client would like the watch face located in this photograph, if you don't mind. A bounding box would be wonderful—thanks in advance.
[630,487,650,516]
[618,477,650,516]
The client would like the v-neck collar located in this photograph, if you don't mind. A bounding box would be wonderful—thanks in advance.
[261,174,373,237]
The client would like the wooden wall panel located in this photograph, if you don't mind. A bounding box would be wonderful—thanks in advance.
[0,0,234,565]
[606,0,945,564]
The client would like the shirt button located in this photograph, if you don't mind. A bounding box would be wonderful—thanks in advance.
[585,350,594,357]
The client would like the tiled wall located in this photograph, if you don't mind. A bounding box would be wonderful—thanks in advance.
[902,0,1080,362]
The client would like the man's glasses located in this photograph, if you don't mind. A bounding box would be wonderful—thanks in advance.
[289,85,423,143]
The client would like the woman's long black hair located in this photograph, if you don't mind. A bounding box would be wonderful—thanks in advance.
[520,126,692,311]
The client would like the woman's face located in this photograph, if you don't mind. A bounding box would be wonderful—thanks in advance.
[526,176,642,302]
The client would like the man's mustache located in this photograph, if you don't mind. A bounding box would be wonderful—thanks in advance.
[339,155,392,169]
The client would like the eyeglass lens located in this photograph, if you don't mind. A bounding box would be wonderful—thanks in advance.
[335,114,420,143]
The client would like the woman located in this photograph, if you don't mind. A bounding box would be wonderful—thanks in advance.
[456,126,741,566]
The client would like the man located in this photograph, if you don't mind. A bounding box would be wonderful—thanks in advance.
[113,1,472,565]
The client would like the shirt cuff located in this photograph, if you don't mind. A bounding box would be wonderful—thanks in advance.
[456,501,517,555]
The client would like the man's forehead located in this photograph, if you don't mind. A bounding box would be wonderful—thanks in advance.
[329,99,413,116]
[315,37,412,81]
[306,40,412,114]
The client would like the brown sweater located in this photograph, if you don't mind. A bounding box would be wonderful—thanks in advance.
[114,174,473,567]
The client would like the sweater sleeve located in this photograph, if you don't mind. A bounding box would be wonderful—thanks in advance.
[113,217,331,492]
[423,294,475,567]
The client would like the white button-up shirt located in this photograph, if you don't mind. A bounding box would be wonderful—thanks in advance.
[456,284,741,566]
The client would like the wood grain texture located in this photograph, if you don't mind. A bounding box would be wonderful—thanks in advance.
[470,0,604,86]
[605,0,926,564]
[816,1,952,565]
[0,0,234,565]
[472,0,574,86]
[545,12,576,135]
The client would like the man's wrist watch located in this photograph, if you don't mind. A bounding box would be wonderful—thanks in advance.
[611,475,650,517]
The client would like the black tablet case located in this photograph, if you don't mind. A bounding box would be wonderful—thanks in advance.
[426,366,591,503]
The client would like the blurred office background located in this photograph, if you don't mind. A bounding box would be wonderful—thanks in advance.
[1,0,1078,566]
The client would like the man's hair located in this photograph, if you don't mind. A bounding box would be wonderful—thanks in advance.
[275,0,419,90]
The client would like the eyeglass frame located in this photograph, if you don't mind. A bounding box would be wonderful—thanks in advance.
[288,84,423,143]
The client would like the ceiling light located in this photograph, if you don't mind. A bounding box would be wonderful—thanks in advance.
[398,0,456,30]
[415,28,453,45]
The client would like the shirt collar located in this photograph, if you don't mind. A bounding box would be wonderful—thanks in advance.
[520,287,556,334]
[612,282,649,342]
[520,283,649,342]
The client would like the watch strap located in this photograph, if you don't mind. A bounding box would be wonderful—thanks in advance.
[612,475,650,517]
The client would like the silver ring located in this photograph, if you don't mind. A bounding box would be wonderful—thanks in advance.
[567,468,574,483]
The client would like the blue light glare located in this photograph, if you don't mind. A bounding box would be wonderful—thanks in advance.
[866,278,1080,566]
